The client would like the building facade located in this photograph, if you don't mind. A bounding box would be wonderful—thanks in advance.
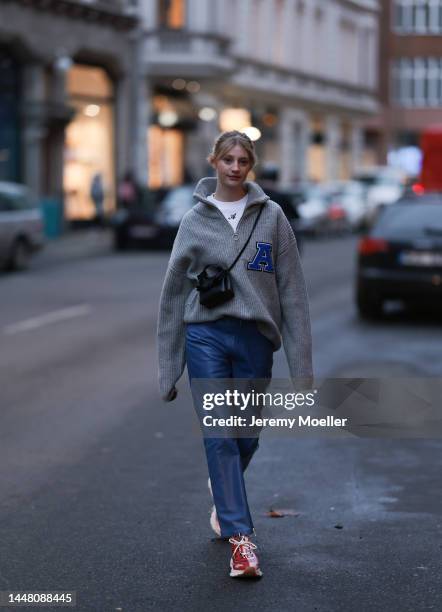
[370,0,442,170]
[137,0,381,188]
[0,0,381,224]
[0,0,137,221]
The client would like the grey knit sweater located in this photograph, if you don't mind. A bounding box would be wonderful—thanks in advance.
[157,177,313,401]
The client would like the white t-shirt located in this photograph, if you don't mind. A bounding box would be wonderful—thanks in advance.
[206,193,248,231]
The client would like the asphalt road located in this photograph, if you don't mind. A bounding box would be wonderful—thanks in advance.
[0,236,441,612]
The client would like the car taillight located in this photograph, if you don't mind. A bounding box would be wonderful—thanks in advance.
[358,237,389,255]
[412,183,425,195]
[328,204,345,219]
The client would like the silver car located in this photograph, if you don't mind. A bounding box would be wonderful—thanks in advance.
[0,182,45,270]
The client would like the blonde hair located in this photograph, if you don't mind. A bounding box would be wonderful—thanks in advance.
[207,130,258,167]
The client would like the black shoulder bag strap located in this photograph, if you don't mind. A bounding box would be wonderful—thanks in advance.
[226,202,265,272]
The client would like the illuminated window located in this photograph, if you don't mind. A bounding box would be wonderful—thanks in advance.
[219,108,251,132]
[158,0,186,29]
[64,65,115,220]
[148,125,184,188]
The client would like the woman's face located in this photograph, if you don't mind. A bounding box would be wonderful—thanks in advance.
[212,144,252,189]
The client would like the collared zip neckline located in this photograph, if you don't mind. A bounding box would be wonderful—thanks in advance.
[193,178,269,211]
[210,203,260,240]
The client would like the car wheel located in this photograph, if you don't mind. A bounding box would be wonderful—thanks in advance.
[356,286,384,320]
[114,230,129,251]
[8,238,31,271]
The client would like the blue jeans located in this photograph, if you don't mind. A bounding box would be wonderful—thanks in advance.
[185,317,274,537]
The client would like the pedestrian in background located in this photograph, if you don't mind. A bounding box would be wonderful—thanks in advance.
[157,130,312,578]
[90,172,105,228]
[117,170,139,211]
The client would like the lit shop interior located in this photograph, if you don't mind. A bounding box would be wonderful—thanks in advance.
[148,81,276,189]
[147,81,364,187]
[62,68,369,219]
[64,65,115,220]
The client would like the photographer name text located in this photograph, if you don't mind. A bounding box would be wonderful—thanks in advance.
[202,415,348,428]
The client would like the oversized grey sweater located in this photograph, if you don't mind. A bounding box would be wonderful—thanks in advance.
[157,177,313,401]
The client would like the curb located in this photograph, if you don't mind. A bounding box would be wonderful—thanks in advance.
[35,229,113,267]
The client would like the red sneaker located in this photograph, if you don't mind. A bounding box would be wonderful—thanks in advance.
[229,534,263,578]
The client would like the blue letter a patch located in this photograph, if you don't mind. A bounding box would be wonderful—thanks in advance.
[247,242,274,273]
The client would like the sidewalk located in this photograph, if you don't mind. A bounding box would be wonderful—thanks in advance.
[34,228,113,268]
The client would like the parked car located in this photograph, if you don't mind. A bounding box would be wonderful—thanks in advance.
[294,184,330,236]
[111,185,193,251]
[0,182,44,270]
[353,166,405,226]
[113,182,305,253]
[356,194,442,319]
[322,181,369,231]
[257,183,303,254]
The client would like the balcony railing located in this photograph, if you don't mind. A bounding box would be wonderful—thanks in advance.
[75,0,137,14]
[144,29,234,78]
[7,0,138,24]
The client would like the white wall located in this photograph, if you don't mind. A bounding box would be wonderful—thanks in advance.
[136,0,379,91]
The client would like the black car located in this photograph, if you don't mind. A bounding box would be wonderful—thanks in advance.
[356,194,442,319]
[113,183,303,253]
[111,186,194,251]
[257,183,303,254]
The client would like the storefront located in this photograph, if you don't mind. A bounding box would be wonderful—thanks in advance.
[147,90,275,188]
[64,64,115,220]
[0,49,20,183]
[148,87,198,188]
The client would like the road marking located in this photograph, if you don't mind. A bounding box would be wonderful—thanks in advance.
[3,304,92,336]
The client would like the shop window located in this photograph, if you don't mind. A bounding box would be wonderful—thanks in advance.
[148,125,183,188]
[64,65,115,220]
[0,50,20,182]
[158,0,186,29]
[308,118,326,182]
[67,65,112,98]
[219,108,251,132]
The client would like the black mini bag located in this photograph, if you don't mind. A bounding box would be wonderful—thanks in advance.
[196,204,264,309]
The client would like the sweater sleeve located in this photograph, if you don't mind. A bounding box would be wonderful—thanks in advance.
[156,215,194,401]
[275,216,313,380]
[157,265,193,400]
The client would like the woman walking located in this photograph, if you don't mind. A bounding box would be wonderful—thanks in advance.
[157,130,312,578]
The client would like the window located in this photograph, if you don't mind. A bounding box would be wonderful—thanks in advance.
[313,7,324,75]
[393,57,442,106]
[0,50,20,183]
[358,29,374,87]
[64,65,115,220]
[428,58,440,104]
[253,0,266,61]
[340,20,357,83]
[273,0,285,64]
[158,0,185,29]
[393,0,442,34]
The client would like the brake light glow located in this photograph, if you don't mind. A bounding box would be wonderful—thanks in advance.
[328,204,345,220]
[358,237,389,255]
[412,183,425,195]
